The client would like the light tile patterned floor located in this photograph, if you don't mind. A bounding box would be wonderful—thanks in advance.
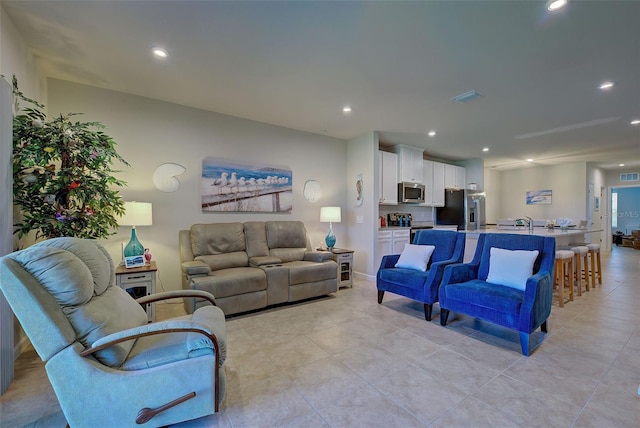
[1,247,639,427]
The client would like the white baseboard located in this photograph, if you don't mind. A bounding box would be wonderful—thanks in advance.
[354,271,375,282]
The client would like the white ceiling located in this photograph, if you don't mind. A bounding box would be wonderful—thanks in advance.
[3,0,639,170]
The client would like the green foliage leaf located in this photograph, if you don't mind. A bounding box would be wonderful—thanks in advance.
[12,77,129,240]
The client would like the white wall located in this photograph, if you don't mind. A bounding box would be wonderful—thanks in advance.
[47,79,348,292]
[605,167,640,187]
[494,162,588,223]
[484,167,502,224]
[1,6,44,104]
[459,158,484,190]
[1,3,45,388]
[346,131,377,277]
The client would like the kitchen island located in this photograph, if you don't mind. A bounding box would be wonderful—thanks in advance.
[461,227,602,262]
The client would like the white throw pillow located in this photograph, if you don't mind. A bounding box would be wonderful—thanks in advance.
[486,247,539,290]
[395,244,435,271]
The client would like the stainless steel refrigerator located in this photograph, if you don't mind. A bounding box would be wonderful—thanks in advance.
[436,190,486,230]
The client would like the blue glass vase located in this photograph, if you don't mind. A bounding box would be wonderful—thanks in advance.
[325,226,336,249]
[124,227,144,257]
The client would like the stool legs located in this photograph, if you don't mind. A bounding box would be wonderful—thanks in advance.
[595,250,602,285]
[574,253,583,296]
[555,257,574,307]
[570,247,590,295]
[588,248,602,288]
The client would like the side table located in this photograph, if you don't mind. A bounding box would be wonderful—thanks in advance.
[327,248,354,288]
[116,261,157,322]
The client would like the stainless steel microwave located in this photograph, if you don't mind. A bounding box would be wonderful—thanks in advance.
[398,182,426,203]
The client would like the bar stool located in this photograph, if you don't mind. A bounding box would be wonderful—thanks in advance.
[570,245,590,296]
[555,250,575,307]
[586,243,602,288]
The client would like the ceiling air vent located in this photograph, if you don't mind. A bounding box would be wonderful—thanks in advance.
[451,90,483,103]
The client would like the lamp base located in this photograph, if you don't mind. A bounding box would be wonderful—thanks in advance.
[123,227,144,257]
[325,228,336,249]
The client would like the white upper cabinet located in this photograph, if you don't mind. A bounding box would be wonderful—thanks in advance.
[394,145,423,183]
[422,160,445,206]
[432,161,446,206]
[444,164,466,189]
[379,151,398,205]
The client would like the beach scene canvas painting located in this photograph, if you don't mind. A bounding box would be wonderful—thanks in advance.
[202,157,292,212]
[526,189,552,205]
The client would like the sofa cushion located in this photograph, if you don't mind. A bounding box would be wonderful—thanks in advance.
[486,247,539,290]
[287,260,336,286]
[444,279,524,314]
[190,223,246,257]
[244,221,269,258]
[378,267,429,290]
[266,221,308,249]
[395,244,435,271]
[191,267,266,298]
[196,252,249,271]
[270,248,306,263]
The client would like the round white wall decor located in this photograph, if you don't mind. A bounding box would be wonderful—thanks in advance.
[303,180,321,202]
[153,163,186,192]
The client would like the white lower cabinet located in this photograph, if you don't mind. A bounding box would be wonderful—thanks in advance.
[377,229,411,269]
[392,229,410,253]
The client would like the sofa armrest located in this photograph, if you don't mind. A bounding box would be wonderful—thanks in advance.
[82,319,221,360]
[181,261,211,276]
[427,257,461,285]
[304,251,333,262]
[441,262,479,286]
[379,254,400,270]
[519,270,553,332]
[137,290,217,307]
[249,256,282,267]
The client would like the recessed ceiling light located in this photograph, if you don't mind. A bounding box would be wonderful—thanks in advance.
[482,147,489,152]
[342,106,352,114]
[598,81,615,90]
[526,158,534,162]
[428,130,436,137]
[546,0,568,11]
[152,47,168,58]
[619,163,625,167]
[631,119,640,125]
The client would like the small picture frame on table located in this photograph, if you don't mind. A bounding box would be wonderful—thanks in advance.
[124,255,146,269]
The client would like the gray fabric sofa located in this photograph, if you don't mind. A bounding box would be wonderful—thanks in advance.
[180,221,338,315]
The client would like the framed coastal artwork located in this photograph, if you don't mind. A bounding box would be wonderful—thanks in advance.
[526,189,552,205]
[201,157,292,213]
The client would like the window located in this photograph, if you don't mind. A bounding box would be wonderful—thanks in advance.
[620,172,639,182]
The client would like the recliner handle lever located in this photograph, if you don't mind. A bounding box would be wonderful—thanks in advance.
[136,391,196,424]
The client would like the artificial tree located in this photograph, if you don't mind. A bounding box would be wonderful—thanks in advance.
[11,76,129,239]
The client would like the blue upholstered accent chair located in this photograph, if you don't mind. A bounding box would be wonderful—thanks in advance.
[0,238,227,427]
[377,229,465,321]
[439,233,556,356]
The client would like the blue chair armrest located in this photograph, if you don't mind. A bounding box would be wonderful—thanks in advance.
[379,254,400,270]
[427,257,460,286]
[441,262,479,286]
[519,270,553,332]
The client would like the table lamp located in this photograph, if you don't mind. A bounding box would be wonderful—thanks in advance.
[119,202,153,264]
[320,206,341,249]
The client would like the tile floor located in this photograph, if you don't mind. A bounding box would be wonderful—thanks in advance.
[1,247,639,427]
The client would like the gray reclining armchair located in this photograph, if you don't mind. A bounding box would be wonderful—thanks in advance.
[0,238,227,427]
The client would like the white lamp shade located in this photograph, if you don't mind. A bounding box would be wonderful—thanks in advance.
[320,206,341,223]
[120,202,153,226]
